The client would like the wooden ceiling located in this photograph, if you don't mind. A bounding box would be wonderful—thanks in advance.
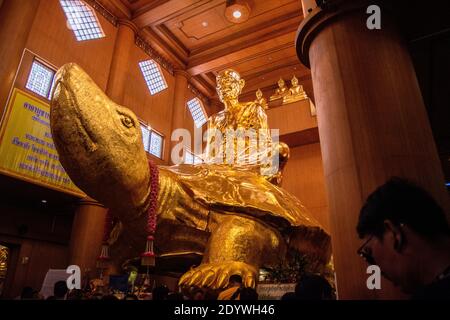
[96,0,311,102]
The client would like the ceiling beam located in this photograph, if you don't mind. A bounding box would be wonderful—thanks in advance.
[187,31,298,75]
[95,0,131,19]
[140,28,187,68]
[190,75,216,98]
[132,0,209,28]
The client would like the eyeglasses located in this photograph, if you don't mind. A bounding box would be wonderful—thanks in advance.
[357,235,376,265]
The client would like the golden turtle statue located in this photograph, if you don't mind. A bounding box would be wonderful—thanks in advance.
[50,63,331,289]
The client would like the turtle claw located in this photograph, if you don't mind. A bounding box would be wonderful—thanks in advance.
[244,272,256,288]
[179,269,194,286]
[178,261,258,289]
[201,270,216,287]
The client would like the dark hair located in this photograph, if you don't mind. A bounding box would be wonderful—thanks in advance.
[280,292,297,300]
[357,177,449,238]
[20,286,34,299]
[239,287,258,300]
[295,274,332,300]
[167,292,184,300]
[67,289,83,300]
[191,288,204,299]
[229,274,243,284]
[53,280,68,298]
[152,285,170,300]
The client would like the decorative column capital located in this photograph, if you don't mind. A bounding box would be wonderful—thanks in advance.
[117,19,139,34]
[78,196,105,208]
[295,0,373,67]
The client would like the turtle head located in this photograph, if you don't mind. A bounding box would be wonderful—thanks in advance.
[50,63,150,217]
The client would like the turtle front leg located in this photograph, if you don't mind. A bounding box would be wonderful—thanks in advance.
[179,214,286,289]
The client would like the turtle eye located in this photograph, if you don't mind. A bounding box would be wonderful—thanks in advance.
[120,114,134,128]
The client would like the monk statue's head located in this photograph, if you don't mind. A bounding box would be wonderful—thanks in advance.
[278,78,286,88]
[216,69,245,103]
[291,75,298,87]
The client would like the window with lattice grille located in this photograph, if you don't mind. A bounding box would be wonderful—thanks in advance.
[139,60,168,95]
[187,98,207,128]
[59,0,105,41]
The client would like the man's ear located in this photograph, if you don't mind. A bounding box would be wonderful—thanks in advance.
[383,220,404,252]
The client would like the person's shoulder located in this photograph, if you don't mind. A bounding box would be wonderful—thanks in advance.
[217,287,237,300]
[411,276,450,300]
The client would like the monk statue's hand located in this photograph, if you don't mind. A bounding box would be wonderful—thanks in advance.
[178,261,257,289]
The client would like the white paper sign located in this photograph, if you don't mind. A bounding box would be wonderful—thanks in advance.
[257,283,296,300]
[39,269,68,299]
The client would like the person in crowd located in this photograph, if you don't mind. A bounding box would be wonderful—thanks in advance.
[203,288,219,300]
[239,287,258,300]
[152,285,170,300]
[32,290,43,300]
[67,289,83,300]
[217,274,243,300]
[280,292,297,300]
[191,288,205,300]
[167,292,185,300]
[47,280,68,300]
[295,273,333,300]
[20,286,34,300]
[101,294,119,300]
[357,177,450,299]
[124,294,138,300]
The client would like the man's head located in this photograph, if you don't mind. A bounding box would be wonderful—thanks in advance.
[229,274,243,287]
[54,280,68,299]
[295,274,333,300]
[216,69,245,103]
[357,177,449,293]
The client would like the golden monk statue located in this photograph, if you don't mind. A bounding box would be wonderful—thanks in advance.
[283,75,309,104]
[255,89,268,110]
[50,64,331,289]
[269,77,288,101]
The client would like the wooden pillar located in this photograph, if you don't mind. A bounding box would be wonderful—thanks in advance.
[106,20,137,104]
[296,1,449,299]
[69,197,107,276]
[0,0,40,115]
[170,69,190,163]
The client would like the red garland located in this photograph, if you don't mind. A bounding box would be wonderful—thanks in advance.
[141,160,159,266]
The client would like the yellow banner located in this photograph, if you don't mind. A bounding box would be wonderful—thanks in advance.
[0,88,85,197]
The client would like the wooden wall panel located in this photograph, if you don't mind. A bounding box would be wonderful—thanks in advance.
[282,143,329,231]
[267,99,317,136]
[25,0,117,91]
[0,235,69,299]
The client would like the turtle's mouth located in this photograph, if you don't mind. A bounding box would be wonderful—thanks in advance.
[52,78,98,153]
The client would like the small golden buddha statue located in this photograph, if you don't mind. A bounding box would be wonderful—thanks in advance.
[269,78,288,101]
[255,89,268,109]
[283,75,308,104]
